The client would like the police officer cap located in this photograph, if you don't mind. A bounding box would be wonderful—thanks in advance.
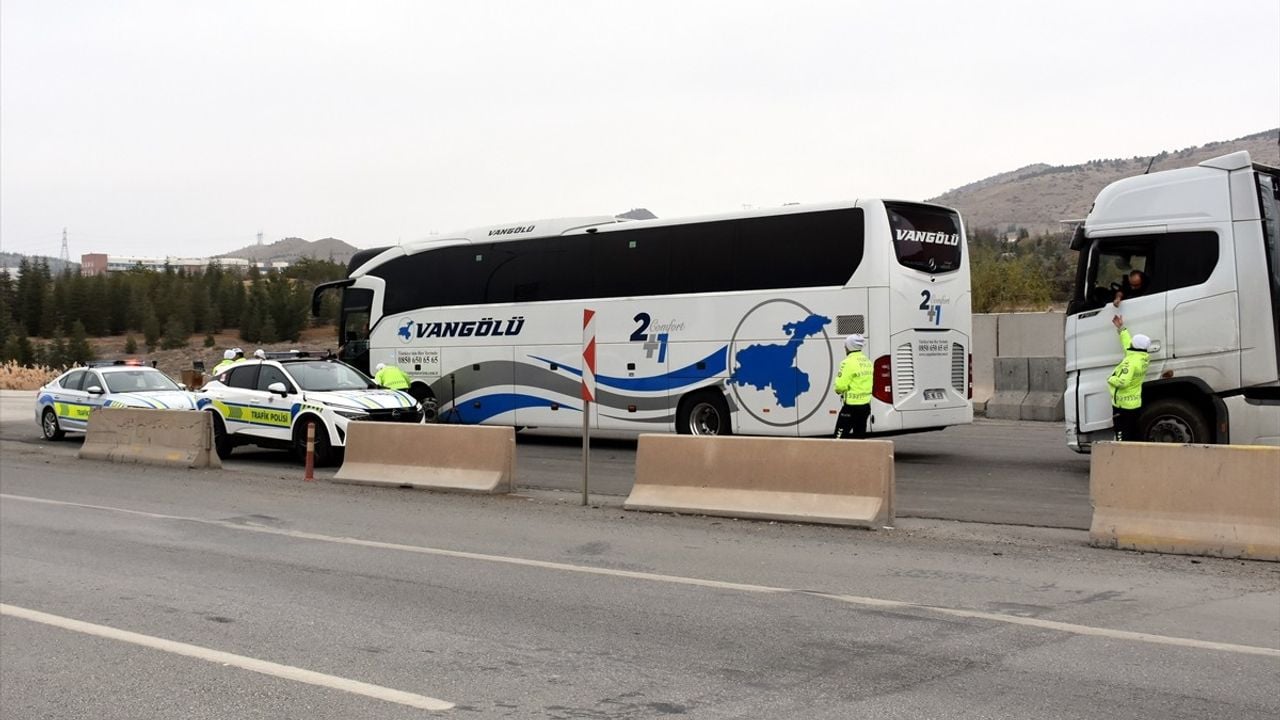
[1131,334,1152,351]
[223,349,236,360]
[253,349,266,359]
[845,333,866,351]
[376,363,386,371]
[233,347,244,356]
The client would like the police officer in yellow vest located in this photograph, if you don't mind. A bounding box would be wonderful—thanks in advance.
[1109,314,1151,441]
[374,362,412,390]
[833,333,873,439]
[211,349,237,376]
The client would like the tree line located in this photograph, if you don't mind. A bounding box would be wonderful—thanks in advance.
[968,227,1075,313]
[0,257,347,367]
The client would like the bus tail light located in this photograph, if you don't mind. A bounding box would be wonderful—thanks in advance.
[968,352,973,399]
[873,355,893,405]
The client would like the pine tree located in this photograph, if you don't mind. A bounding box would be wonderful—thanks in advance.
[142,305,161,350]
[67,320,95,364]
[260,311,278,345]
[125,335,138,354]
[203,333,216,348]
[161,316,188,349]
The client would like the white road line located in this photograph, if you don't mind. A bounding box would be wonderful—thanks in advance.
[0,603,454,712]
[4,492,1278,659]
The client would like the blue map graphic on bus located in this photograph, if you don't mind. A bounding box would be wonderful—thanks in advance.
[730,314,832,408]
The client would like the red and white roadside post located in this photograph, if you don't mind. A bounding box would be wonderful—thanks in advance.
[303,421,316,482]
[581,308,596,506]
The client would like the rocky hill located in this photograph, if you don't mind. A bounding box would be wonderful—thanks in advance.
[216,237,360,264]
[930,129,1279,235]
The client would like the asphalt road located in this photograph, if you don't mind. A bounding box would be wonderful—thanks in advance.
[1,391,1091,528]
[2,448,1277,719]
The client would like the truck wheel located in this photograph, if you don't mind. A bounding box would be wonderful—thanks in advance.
[1138,398,1211,444]
[677,391,732,436]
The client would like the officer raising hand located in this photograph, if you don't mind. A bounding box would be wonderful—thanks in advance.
[1108,314,1152,441]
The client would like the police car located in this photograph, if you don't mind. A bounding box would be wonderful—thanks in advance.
[196,351,420,465]
[36,362,199,440]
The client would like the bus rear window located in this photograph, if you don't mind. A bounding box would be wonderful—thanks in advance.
[887,202,963,274]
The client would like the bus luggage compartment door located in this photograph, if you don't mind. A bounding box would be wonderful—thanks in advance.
[886,329,969,414]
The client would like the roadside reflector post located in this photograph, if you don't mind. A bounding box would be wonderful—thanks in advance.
[582,308,596,506]
[304,422,316,482]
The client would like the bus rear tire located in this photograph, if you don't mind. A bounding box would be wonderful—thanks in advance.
[1139,398,1211,444]
[677,391,732,436]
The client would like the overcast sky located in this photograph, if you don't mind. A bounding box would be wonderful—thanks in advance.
[2,0,1277,258]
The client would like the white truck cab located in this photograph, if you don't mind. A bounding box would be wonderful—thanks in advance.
[1064,151,1280,451]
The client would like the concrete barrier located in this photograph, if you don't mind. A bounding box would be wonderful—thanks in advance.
[79,408,221,469]
[1090,442,1280,561]
[333,422,514,493]
[997,312,1064,357]
[624,435,894,528]
[1020,356,1066,422]
[971,314,998,411]
[985,357,1029,420]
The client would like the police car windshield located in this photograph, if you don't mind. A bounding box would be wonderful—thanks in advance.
[103,370,181,393]
[286,361,374,391]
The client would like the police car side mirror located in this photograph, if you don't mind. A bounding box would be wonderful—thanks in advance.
[178,383,188,391]
[267,382,289,396]
[86,385,104,395]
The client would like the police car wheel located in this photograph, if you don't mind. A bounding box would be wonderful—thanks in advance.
[210,413,234,460]
[294,423,335,467]
[41,408,65,441]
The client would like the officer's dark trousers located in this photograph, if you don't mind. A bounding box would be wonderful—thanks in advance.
[834,403,870,439]
[1113,406,1141,442]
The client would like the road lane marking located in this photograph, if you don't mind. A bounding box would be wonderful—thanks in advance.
[0,603,454,712]
[4,492,1278,659]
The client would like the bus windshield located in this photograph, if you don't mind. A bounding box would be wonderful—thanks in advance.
[887,202,963,274]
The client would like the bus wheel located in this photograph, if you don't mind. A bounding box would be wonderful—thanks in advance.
[677,391,732,436]
[1139,398,1211,444]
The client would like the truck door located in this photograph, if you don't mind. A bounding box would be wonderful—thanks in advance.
[1068,237,1166,434]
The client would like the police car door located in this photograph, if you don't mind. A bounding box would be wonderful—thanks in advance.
[52,369,93,431]
[250,364,297,442]
[220,364,263,437]
[82,370,110,411]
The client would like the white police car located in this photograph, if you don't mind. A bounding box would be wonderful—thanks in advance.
[36,362,199,440]
[196,352,420,465]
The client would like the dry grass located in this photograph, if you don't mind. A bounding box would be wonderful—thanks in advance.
[0,361,59,391]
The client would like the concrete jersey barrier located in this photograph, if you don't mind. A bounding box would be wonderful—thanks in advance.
[1089,442,1280,561]
[79,407,221,469]
[333,422,515,493]
[625,434,894,528]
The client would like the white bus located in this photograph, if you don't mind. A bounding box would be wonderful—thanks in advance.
[1065,151,1280,450]
[313,200,974,436]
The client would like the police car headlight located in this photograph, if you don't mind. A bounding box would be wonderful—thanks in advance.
[334,409,369,420]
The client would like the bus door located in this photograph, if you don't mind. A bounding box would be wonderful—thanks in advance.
[340,288,373,375]
[1066,237,1166,433]
[884,203,971,423]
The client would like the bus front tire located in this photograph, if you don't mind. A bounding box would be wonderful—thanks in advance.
[677,391,732,436]
[1139,398,1211,444]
